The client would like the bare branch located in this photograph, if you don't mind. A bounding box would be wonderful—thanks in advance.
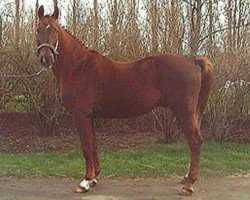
[198,22,250,46]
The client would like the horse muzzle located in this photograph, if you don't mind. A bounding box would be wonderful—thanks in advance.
[37,43,59,68]
[40,51,54,68]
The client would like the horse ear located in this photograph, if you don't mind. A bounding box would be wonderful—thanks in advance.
[52,6,59,20]
[38,6,44,19]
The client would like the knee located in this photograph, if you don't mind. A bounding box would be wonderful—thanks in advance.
[195,134,203,146]
[195,128,203,144]
[192,129,203,147]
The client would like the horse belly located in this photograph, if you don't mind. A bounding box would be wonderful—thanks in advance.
[93,91,161,118]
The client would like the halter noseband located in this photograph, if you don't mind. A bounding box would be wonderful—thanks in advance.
[37,41,59,55]
[37,41,59,64]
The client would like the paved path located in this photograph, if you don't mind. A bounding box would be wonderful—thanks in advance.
[0,177,249,200]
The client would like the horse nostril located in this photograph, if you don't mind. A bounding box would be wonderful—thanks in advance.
[40,57,47,66]
[49,56,53,64]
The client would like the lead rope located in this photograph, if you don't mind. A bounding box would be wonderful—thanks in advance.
[0,67,47,79]
[1,41,59,79]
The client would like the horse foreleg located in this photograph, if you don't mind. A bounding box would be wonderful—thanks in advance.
[73,110,97,193]
[92,130,101,177]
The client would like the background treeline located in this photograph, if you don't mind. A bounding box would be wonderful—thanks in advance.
[0,0,249,142]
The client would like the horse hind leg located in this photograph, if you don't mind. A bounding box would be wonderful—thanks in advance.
[179,86,209,188]
[178,114,202,196]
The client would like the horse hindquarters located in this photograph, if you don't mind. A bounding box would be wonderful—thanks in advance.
[179,58,213,195]
[180,57,214,195]
[194,57,214,129]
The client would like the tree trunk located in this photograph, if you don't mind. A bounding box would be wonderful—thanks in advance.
[72,0,77,34]
[150,1,158,53]
[208,0,214,54]
[0,15,2,45]
[93,0,99,48]
[34,0,39,31]
[111,0,118,33]
[53,0,58,7]
[130,0,137,28]
[190,0,202,55]
[227,0,233,50]
[15,0,20,45]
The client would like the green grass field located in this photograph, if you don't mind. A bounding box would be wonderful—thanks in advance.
[0,142,249,179]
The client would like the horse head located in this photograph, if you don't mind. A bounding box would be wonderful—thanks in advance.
[36,6,60,68]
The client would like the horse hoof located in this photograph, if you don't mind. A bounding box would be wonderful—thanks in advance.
[179,186,194,196]
[75,179,98,193]
[90,179,98,188]
[75,186,88,193]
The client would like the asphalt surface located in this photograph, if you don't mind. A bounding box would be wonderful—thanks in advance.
[0,177,250,200]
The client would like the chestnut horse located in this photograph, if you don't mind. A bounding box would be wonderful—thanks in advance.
[36,6,213,196]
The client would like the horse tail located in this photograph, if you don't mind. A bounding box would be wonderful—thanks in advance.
[194,57,214,128]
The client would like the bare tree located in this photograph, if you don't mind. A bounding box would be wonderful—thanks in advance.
[93,0,99,48]
[166,0,185,53]
[35,0,39,24]
[227,0,233,49]
[111,0,118,34]
[150,0,159,53]
[0,15,2,45]
[106,0,119,58]
[130,0,137,28]
[208,0,214,54]
[72,0,77,34]
[15,0,20,45]
[189,0,202,55]
[53,0,58,7]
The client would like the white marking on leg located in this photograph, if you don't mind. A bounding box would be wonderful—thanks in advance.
[79,179,91,190]
[93,179,98,185]
[79,179,98,190]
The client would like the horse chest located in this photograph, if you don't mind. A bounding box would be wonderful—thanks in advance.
[59,78,93,112]
[59,79,78,112]
[61,93,76,112]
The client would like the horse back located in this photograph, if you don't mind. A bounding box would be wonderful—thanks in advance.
[92,56,162,117]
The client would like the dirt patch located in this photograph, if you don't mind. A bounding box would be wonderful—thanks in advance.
[0,177,250,200]
[0,111,165,154]
[0,111,249,154]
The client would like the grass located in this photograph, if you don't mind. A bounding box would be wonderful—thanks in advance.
[0,142,249,179]
[4,100,29,112]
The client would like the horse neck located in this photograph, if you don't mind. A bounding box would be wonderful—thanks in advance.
[55,28,89,77]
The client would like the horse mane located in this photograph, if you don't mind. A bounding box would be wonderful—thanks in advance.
[43,15,97,54]
[59,23,99,55]
[59,24,87,48]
